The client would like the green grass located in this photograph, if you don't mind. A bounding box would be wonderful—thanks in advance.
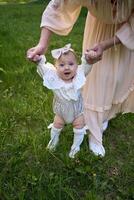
[0,2,134,200]
[0,0,40,3]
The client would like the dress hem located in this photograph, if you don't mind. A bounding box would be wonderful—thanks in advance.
[84,82,134,113]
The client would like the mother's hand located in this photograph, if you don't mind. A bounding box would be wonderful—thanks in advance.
[85,36,121,64]
[27,28,52,62]
[85,43,104,64]
[27,44,45,62]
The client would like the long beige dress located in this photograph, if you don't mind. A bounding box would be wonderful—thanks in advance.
[41,0,134,145]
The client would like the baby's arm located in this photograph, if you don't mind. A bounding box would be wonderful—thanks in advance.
[82,49,102,75]
[37,55,47,78]
[37,55,53,78]
[81,54,93,76]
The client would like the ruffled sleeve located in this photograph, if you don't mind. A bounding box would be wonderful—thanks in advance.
[40,0,82,35]
[116,12,134,50]
[37,55,54,78]
[80,55,93,76]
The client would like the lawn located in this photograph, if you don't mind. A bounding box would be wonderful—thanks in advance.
[0,1,134,200]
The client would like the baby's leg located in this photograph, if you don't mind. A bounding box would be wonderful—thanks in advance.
[69,115,86,158]
[47,115,65,150]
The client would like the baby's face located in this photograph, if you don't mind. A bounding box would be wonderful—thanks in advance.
[55,51,78,81]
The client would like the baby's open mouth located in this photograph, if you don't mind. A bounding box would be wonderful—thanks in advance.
[64,72,71,75]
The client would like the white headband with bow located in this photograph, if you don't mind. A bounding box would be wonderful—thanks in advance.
[51,43,74,59]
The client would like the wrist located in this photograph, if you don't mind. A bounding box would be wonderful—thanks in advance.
[100,36,120,51]
[38,27,52,52]
[99,42,106,51]
[114,36,120,45]
[99,39,112,51]
[37,43,46,52]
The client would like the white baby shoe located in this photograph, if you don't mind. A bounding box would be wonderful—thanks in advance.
[69,127,86,158]
[69,146,80,159]
[46,126,62,151]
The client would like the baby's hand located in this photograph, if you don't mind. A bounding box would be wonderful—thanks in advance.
[85,47,103,64]
[27,54,41,63]
[27,44,45,62]
[87,50,98,59]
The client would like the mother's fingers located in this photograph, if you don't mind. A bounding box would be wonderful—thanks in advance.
[26,48,40,62]
[85,55,102,64]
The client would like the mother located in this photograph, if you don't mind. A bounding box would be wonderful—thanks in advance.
[27,0,134,157]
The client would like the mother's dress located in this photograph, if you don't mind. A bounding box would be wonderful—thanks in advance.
[41,0,134,146]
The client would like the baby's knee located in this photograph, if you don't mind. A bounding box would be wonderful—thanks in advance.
[53,116,64,129]
[73,115,85,129]
[53,121,64,129]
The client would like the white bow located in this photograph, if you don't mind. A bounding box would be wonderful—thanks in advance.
[51,43,74,59]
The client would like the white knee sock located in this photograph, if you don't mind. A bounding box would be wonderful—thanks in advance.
[47,126,62,150]
[69,127,86,158]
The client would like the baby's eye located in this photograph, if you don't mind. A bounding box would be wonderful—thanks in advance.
[69,62,74,66]
[59,63,64,67]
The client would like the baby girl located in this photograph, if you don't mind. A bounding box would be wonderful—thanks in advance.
[36,44,96,158]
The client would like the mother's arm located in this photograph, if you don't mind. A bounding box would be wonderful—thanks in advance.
[85,11,134,64]
[115,12,134,50]
[85,36,120,64]
[27,0,82,61]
